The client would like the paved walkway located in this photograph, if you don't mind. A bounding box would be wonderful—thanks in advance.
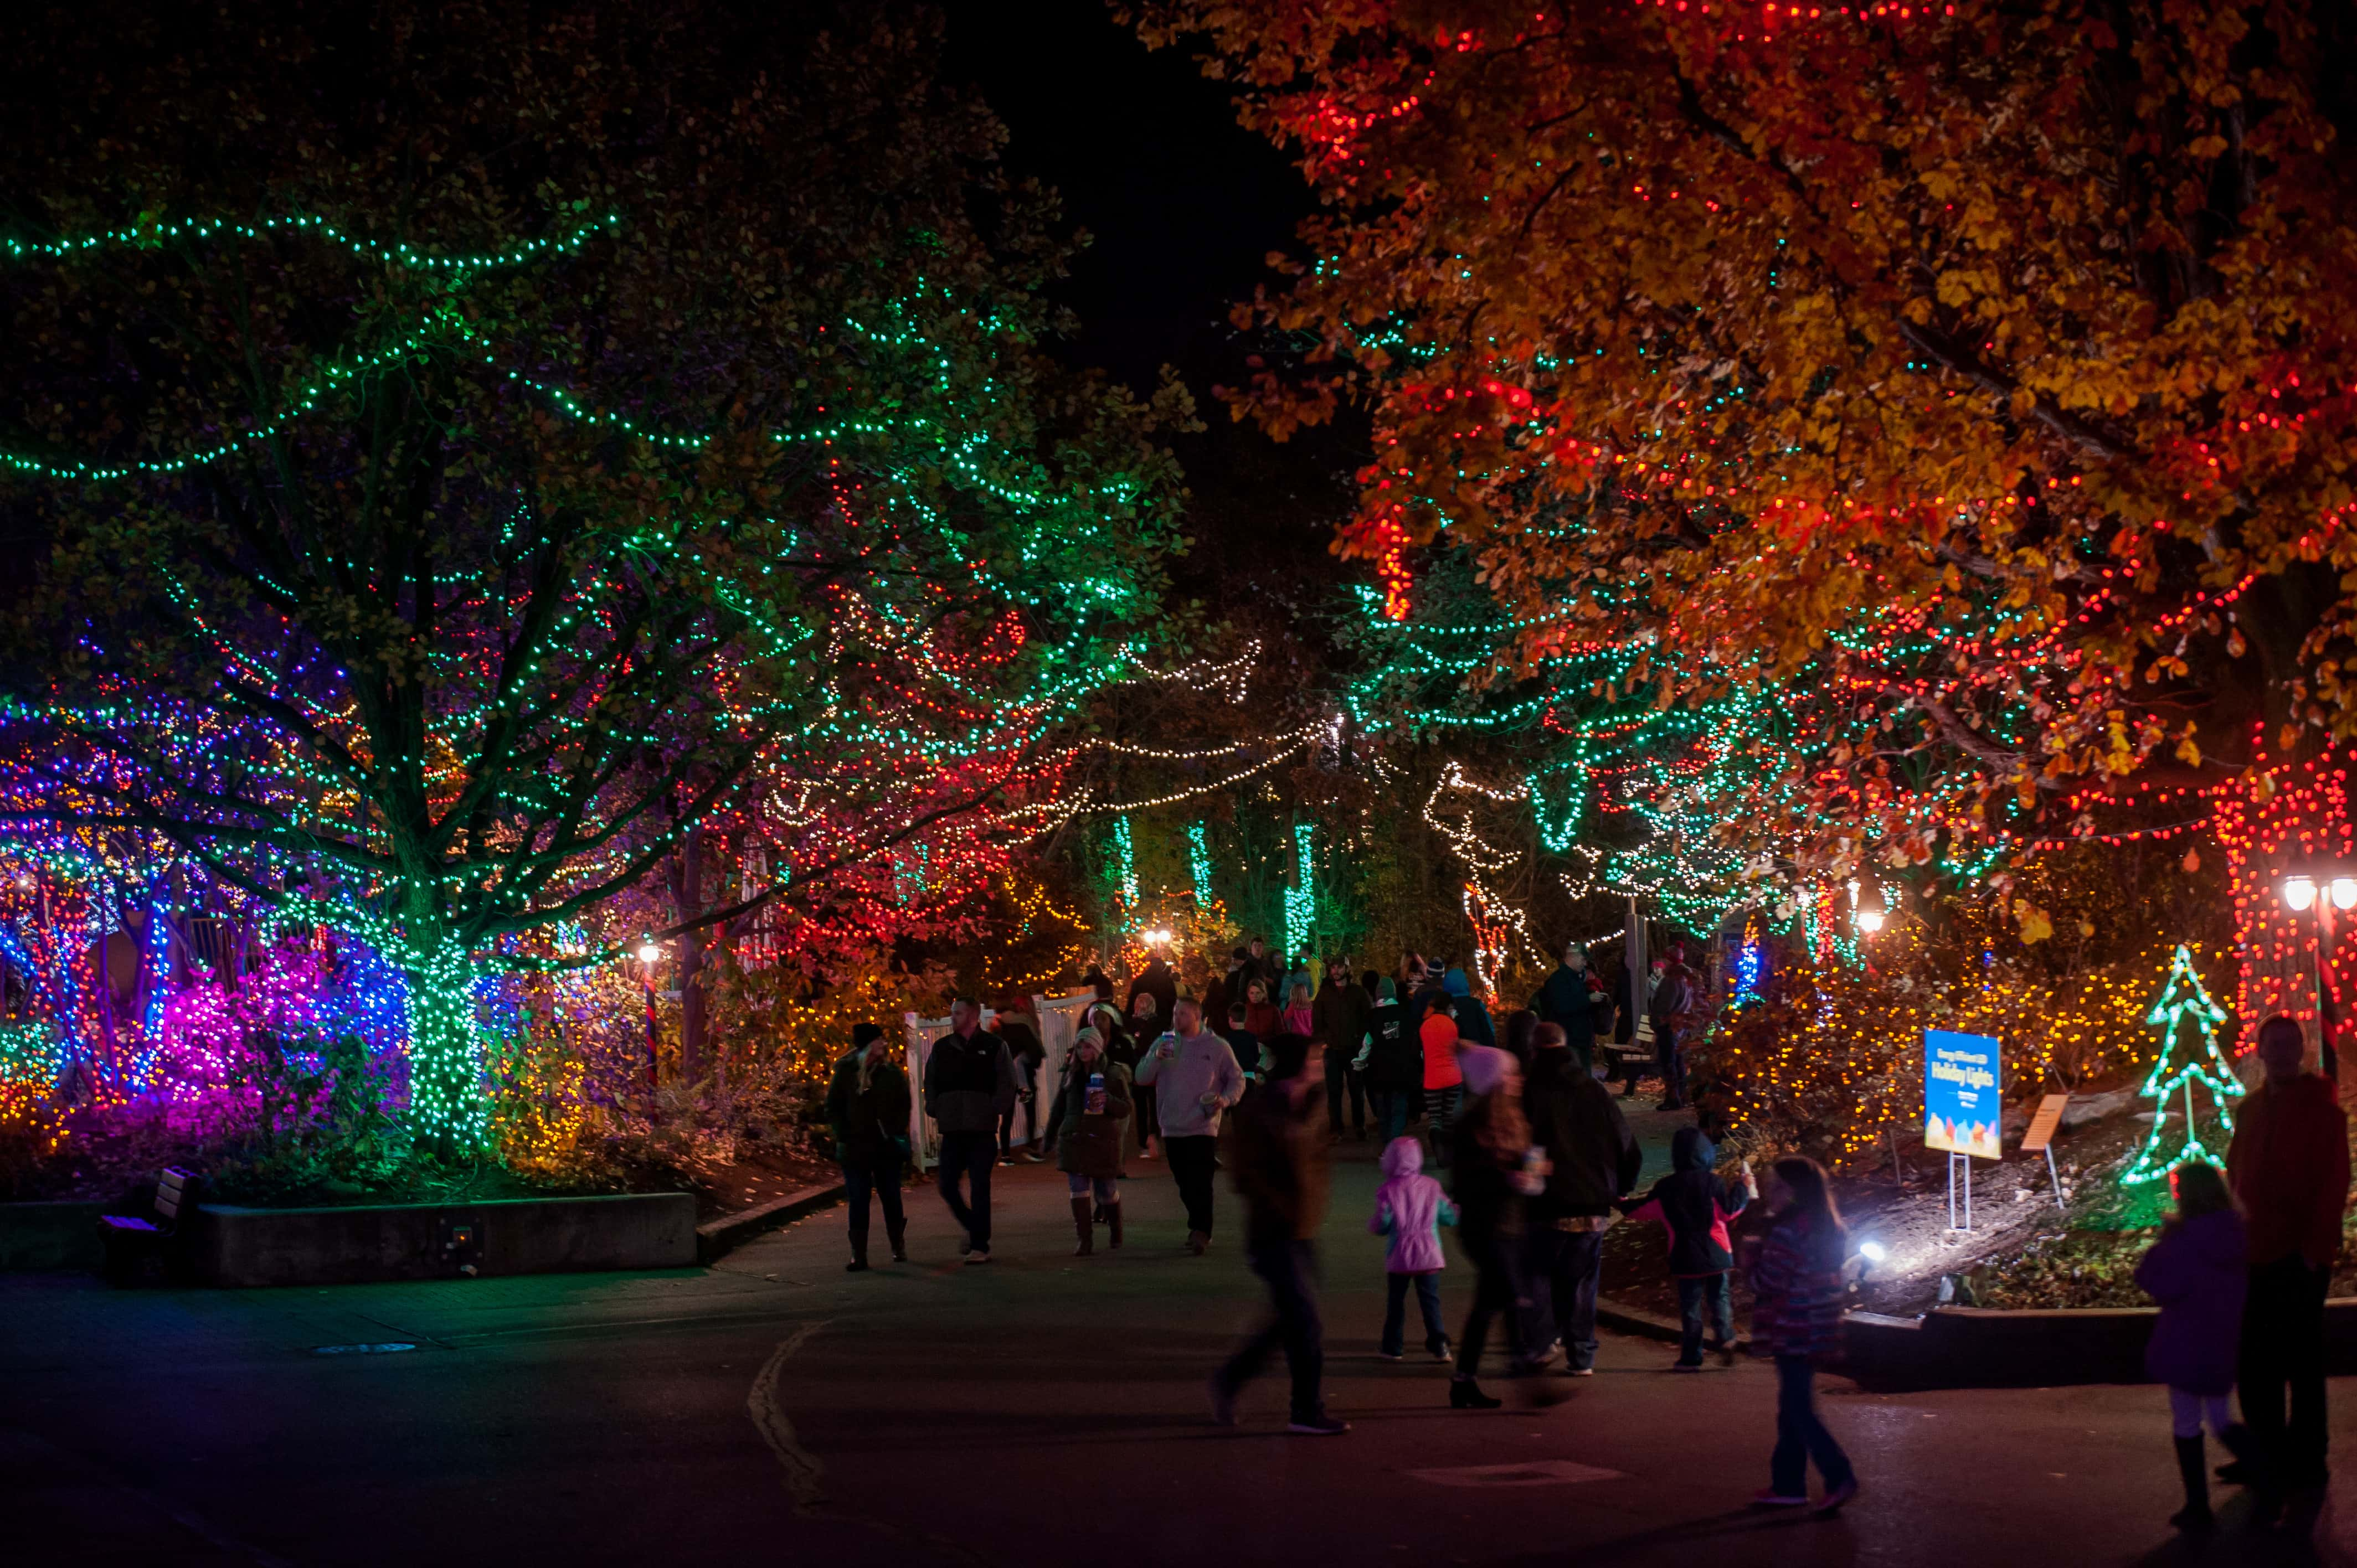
[7,1143,2356,1567]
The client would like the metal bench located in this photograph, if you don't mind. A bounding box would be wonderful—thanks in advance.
[99,1166,198,1286]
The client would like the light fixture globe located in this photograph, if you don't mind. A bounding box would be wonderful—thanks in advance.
[2283,875,2319,912]
[1855,909,1885,935]
[635,937,662,965]
[2333,878,2357,912]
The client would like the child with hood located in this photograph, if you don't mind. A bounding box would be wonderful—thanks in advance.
[1370,1134,1459,1361]
[1621,1126,1758,1368]
[2134,1160,2261,1531]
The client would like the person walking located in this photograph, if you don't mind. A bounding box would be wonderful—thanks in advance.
[1316,961,1373,1141]
[995,997,1046,1165]
[2225,1013,2351,1493]
[922,997,1016,1264]
[1442,968,1496,1050]
[825,1023,911,1272]
[1748,1156,1858,1513]
[1534,943,1598,1072]
[1361,974,1418,1143]
[2136,1160,2262,1530]
[1419,994,1465,1167]
[1371,1134,1457,1361]
[1649,943,1700,1111]
[1211,1031,1347,1435]
[1057,1026,1132,1256]
[1224,1000,1267,1084]
[1620,1126,1757,1367]
[1127,950,1178,1025]
[1135,996,1246,1255]
[1282,979,1316,1040]
[1447,1045,1538,1409]
[1126,992,1166,1158]
[1242,977,1279,1040]
[1522,1021,1642,1375]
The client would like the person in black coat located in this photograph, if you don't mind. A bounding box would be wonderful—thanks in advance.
[1533,944,1598,1070]
[1519,1023,1642,1373]
[1359,974,1418,1143]
[1127,953,1178,1026]
[825,1023,912,1271]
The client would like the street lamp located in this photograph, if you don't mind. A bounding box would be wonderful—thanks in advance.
[636,933,662,1086]
[1855,909,1886,936]
[2277,874,2344,1083]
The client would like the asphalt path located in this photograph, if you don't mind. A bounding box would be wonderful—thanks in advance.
[7,1143,2357,1567]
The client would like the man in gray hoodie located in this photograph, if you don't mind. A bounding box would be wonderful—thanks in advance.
[1136,996,1245,1254]
[923,997,1017,1264]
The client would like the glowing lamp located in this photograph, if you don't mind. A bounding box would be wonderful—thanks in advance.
[1858,1240,1887,1264]
[1855,909,1885,935]
[2282,875,2319,912]
[1143,927,1172,948]
[635,937,662,965]
[2334,878,2357,911]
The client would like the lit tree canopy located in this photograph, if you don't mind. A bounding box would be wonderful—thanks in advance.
[1135,0,2357,872]
[0,0,1189,1145]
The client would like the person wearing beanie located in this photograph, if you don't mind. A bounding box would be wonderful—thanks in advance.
[825,1022,911,1272]
[1358,974,1418,1144]
[1056,1026,1133,1256]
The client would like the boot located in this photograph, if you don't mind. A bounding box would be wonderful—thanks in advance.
[847,1227,869,1273]
[1449,1377,1502,1410]
[1071,1198,1095,1257]
[1106,1202,1124,1250]
[886,1221,907,1263]
[2170,1435,2212,1531]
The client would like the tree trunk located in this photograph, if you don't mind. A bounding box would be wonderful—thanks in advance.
[399,924,490,1158]
[673,827,707,1086]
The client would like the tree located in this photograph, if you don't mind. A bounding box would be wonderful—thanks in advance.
[2121,943,2243,1184]
[0,1,1185,1149]
[1135,0,2357,1025]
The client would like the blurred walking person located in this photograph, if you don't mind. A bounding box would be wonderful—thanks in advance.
[1448,1046,1540,1409]
[1211,1033,1347,1435]
[1748,1157,1857,1513]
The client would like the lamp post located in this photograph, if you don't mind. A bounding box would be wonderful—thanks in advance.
[2277,874,2354,1083]
[636,935,663,1087]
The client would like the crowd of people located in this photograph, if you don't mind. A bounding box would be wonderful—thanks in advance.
[819,935,2355,1527]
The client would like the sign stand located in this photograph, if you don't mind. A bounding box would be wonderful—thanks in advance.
[2019,1091,2071,1215]
[1947,1151,1973,1231]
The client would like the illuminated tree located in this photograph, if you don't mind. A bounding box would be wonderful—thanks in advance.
[2120,945,2243,1184]
[1135,0,2357,1023]
[0,1,1185,1151]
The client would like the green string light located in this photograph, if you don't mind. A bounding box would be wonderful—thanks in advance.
[1284,822,1315,957]
[1187,821,1215,908]
[2121,944,2244,1184]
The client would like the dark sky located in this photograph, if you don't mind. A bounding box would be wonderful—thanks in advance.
[939,0,1312,393]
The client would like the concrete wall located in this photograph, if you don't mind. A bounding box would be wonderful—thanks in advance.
[0,1200,110,1271]
[189,1192,697,1288]
[1845,1299,2357,1390]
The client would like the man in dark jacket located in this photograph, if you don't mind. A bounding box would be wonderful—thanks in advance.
[1534,943,1598,1070]
[923,997,1017,1265]
[1519,1022,1642,1374]
[1212,1032,1345,1435]
[1620,1126,1757,1365]
[1127,952,1179,1026]
[1314,960,1372,1141]
[2226,1014,2352,1491]
[1359,975,1418,1143]
[825,1023,911,1272]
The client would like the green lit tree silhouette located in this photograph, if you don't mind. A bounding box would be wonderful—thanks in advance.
[2121,945,2245,1184]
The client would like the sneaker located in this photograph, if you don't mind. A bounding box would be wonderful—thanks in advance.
[1670,1361,1704,1373]
[1208,1377,1237,1427]
[1287,1413,1351,1436]
[964,1247,992,1266]
[1377,1351,1406,1362]
[1562,1365,1596,1377]
[1752,1489,1811,1509]
[1814,1478,1859,1514]
[845,1259,870,1273]
[1429,1341,1455,1363]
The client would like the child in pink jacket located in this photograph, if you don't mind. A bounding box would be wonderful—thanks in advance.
[1371,1134,1458,1360]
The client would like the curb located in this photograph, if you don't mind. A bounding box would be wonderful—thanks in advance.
[696,1182,846,1264]
[1597,1294,1753,1353]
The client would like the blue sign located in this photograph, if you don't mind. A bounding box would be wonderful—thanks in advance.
[1924,1029,2002,1159]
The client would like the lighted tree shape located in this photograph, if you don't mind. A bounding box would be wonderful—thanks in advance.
[2122,946,2245,1185]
